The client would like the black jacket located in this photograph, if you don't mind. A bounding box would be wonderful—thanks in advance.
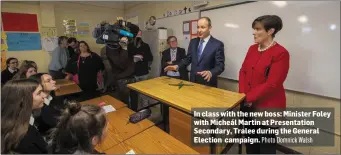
[1,68,18,85]
[161,47,189,81]
[106,46,135,81]
[128,42,153,76]
[13,125,48,154]
[65,52,105,91]
[35,92,66,135]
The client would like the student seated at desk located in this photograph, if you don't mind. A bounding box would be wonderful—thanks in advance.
[49,101,107,154]
[12,63,37,80]
[1,57,19,85]
[20,60,38,71]
[29,73,66,136]
[1,79,48,154]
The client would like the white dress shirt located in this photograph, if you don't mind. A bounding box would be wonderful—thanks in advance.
[198,35,211,55]
[167,48,180,77]
[8,67,17,73]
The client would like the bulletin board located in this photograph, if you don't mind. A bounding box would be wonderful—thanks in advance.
[1,12,41,51]
[1,12,39,32]
[6,33,42,51]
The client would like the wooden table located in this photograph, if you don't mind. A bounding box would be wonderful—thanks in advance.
[80,95,126,110]
[128,76,245,113]
[55,84,82,96]
[105,126,199,154]
[127,76,245,154]
[95,107,155,152]
[55,79,76,87]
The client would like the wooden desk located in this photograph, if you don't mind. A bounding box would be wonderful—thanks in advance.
[105,126,199,154]
[55,79,75,87]
[127,76,245,154]
[128,76,245,113]
[55,84,82,96]
[80,95,126,110]
[95,107,155,152]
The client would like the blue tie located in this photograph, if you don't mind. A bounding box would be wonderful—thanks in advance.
[197,39,205,59]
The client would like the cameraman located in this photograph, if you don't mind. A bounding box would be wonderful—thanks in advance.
[106,37,138,111]
[128,30,153,108]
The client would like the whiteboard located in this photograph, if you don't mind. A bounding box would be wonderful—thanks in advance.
[201,1,340,99]
[156,12,199,52]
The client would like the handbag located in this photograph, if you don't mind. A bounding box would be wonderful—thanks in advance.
[72,55,81,84]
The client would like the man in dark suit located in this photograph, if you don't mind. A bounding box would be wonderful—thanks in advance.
[161,36,189,81]
[164,17,225,87]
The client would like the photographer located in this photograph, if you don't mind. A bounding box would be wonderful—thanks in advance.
[128,30,153,108]
[106,37,138,111]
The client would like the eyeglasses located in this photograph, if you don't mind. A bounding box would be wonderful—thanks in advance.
[168,40,177,43]
[10,62,18,64]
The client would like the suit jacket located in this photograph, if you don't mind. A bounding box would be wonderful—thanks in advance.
[13,125,48,154]
[161,47,189,81]
[179,36,225,87]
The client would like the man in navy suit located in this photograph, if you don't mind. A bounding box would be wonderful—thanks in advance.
[164,17,225,87]
[161,36,189,81]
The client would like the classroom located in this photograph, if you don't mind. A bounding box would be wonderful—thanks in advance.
[1,1,340,154]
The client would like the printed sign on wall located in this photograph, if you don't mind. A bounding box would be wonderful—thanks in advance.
[6,33,42,51]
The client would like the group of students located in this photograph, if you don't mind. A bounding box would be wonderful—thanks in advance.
[1,74,108,154]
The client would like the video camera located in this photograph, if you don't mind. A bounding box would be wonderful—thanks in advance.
[92,19,140,48]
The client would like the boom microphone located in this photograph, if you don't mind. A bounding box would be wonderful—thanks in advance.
[119,29,134,38]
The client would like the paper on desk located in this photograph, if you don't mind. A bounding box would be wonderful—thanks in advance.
[102,105,116,113]
[126,149,136,154]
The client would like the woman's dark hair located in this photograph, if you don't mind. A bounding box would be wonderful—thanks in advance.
[78,41,92,53]
[252,15,283,38]
[6,57,18,66]
[67,37,77,44]
[49,101,107,154]
[1,79,40,153]
[20,60,37,70]
[12,64,37,80]
[29,73,49,89]
[58,36,68,45]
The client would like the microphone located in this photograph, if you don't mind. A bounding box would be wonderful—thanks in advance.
[119,29,134,38]
[127,108,152,124]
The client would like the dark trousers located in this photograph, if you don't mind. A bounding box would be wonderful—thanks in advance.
[242,105,277,154]
[116,78,138,112]
[49,70,66,80]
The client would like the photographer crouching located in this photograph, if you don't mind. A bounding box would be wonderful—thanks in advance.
[106,36,138,111]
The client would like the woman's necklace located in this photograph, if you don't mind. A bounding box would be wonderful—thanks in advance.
[80,52,90,63]
[258,40,276,52]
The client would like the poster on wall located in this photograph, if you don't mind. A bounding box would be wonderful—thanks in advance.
[41,27,58,52]
[1,12,39,32]
[6,33,42,51]
[63,19,78,38]
[77,22,90,37]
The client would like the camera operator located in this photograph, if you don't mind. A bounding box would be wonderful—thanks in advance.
[106,37,138,111]
[128,30,153,108]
